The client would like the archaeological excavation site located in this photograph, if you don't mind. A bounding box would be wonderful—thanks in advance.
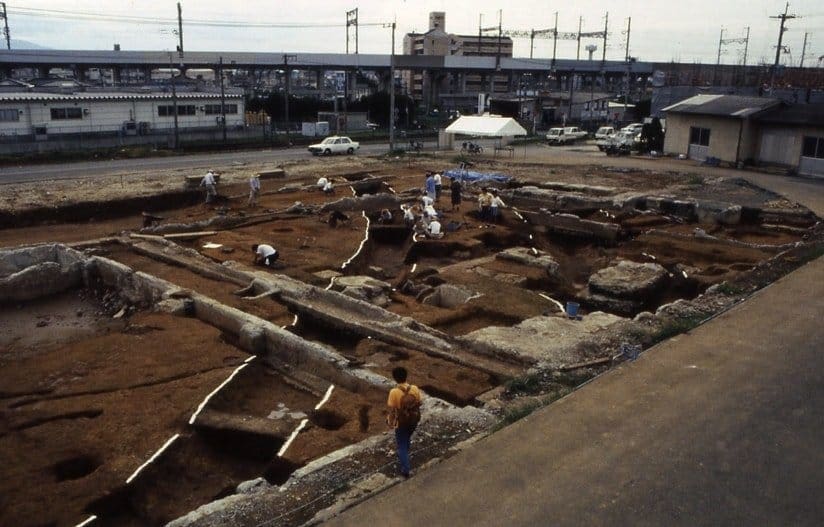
[1,156,822,527]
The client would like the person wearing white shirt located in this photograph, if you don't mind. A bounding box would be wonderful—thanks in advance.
[201,171,217,203]
[252,244,279,267]
[426,219,443,239]
[490,189,506,223]
[433,172,443,201]
[317,176,329,190]
[248,175,261,207]
[323,181,334,194]
[402,205,416,228]
[421,194,434,208]
[423,204,438,219]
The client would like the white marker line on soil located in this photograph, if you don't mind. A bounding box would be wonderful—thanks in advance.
[410,263,417,274]
[325,275,337,291]
[244,355,256,363]
[314,384,335,410]
[341,212,370,270]
[277,419,308,457]
[125,434,180,484]
[512,209,526,222]
[74,515,97,527]
[188,360,254,425]
[538,293,565,313]
[278,384,334,458]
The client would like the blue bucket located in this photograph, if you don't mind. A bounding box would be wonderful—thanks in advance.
[565,301,580,318]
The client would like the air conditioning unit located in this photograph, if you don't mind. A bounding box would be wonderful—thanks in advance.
[123,121,137,136]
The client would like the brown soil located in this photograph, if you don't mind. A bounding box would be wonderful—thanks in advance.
[0,153,817,526]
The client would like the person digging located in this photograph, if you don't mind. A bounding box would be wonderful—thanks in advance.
[251,243,279,268]
[386,366,422,479]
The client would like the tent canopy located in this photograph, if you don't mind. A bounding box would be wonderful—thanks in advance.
[444,116,527,137]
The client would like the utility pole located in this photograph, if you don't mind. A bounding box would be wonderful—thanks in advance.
[530,29,535,59]
[800,32,808,67]
[219,56,227,143]
[345,9,358,134]
[715,28,724,85]
[742,26,750,66]
[623,17,631,122]
[387,21,396,152]
[602,12,608,62]
[177,2,184,57]
[552,12,558,65]
[478,14,483,55]
[497,10,502,69]
[282,54,296,137]
[770,2,798,88]
[169,53,179,150]
[624,17,631,62]
[0,2,10,50]
[576,16,582,60]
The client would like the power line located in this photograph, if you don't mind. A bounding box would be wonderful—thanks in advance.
[7,6,350,29]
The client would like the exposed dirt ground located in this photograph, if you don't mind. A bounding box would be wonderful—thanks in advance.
[1,152,820,527]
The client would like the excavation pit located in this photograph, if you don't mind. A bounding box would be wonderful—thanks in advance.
[1,158,821,527]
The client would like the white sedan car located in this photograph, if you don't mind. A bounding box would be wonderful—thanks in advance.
[308,136,360,156]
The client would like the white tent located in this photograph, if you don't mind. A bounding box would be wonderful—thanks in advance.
[444,116,527,137]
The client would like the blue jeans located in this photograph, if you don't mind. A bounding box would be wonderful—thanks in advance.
[395,426,414,476]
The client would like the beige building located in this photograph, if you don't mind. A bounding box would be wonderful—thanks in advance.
[663,95,824,178]
[402,12,513,110]
[662,95,780,164]
[755,104,824,178]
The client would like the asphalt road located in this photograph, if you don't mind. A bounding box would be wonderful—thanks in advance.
[0,142,392,185]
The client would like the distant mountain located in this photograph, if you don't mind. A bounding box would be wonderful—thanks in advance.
[9,39,50,50]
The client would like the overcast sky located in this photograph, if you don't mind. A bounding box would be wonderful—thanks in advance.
[10,1,824,65]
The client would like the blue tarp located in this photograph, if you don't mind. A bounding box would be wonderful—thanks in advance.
[443,169,511,184]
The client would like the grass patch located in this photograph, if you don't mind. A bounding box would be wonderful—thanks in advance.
[650,315,705,344]
[493,401,542,431]
[798,244,824,264]
[716,281,746,296]
[504,373,545,396]
[686,174,704,186]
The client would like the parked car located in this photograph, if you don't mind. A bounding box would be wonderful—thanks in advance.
[308,136,360,156]
[594,126,616,140]
[603,131,639,156]
[621,123,644,135]
[546,126,588,145]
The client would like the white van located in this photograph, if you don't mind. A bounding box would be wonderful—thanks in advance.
[595,126,615,140]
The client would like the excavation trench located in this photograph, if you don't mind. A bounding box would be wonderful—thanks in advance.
[1,165,820,527]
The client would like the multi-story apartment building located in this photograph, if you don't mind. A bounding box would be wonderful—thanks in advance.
[402,12,513,111]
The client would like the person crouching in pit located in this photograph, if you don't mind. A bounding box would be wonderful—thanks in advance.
[252,243,279,268]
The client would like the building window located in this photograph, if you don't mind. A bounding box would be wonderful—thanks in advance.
[204,104,238,115]
[0,109,20,121]
[158,105,197,116]
[689,126,710,146]
[801,136,824,159]
[50,107,83,120]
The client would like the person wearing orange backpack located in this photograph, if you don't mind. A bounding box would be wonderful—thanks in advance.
[386,366,422,478]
